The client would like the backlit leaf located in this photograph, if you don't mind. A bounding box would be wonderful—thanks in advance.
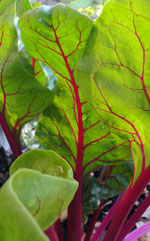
[19,4,131,177]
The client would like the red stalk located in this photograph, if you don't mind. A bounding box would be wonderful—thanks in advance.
[51,21,84,241]
[0,114,22,159]
[67,202,74,241]
[54,219,65,241]
[71,77,84,241]
[32,57,36,70]
[44,225,59,241]
[84,199,104,241]
[102,165,150,241]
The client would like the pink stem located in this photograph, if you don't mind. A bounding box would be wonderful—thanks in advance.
[54,219,64,241]
[123,222,150,241]
[67,202,74,241]
[91,192,124,241]
[32,57,36,70]
[74,166,83,241]
[44,225,59,241]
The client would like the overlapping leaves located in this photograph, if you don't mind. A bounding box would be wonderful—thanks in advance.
[0,0,53,145]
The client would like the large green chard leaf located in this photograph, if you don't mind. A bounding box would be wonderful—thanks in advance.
[77,2,150,239]
[76,0,150,182]
[19,4,131,177]
[0,0,53,157]
[0,149,78,241]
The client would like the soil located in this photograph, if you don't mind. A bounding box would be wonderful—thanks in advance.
[0,147,14,187]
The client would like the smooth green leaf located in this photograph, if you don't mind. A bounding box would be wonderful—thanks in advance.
[0,150,78,241]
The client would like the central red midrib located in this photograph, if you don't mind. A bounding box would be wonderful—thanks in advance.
[52,25,84,241]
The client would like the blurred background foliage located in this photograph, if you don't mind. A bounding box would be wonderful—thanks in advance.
[37,0,107,19]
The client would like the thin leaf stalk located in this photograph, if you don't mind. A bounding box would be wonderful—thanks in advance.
[123,222,150,241]
[32,57,36,70]
[84,199,104,241]
[44,225,59,241]
[72,78,84,241]
[54,219,65,241]
[67,202,74,241]
[71,81,84,241]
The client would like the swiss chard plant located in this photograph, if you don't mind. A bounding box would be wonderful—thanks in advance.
[0,0,150,241]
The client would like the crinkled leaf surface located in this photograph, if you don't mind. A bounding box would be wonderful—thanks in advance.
[82,161,133,217]
[99,161,133,198]
[0,0,53,150]
[0,150,78,241]
[19,4,131,177]
[76,0,150,182]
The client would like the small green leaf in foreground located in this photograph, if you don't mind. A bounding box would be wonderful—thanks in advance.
[0,150,78,241]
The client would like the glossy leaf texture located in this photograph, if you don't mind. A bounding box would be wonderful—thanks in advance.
[0,149,78,241]
[76,0,150,182]
[19,4,131,177]
[0,0,53,157]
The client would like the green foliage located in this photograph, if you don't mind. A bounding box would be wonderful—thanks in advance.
[0,0,53,143]
[76,0,150,183]
[1,0,150,240]
[0,150,78,241]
